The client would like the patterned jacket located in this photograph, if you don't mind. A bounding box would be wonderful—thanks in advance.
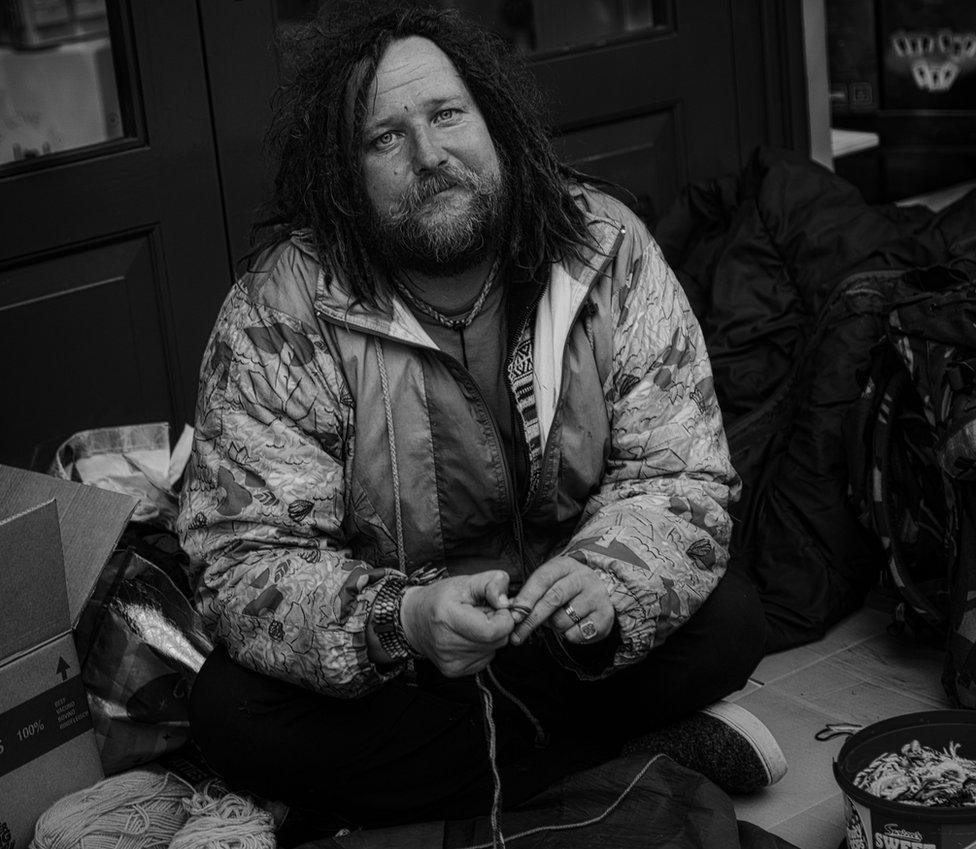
[177,187,741,697]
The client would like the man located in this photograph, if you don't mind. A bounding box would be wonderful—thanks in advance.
[178,5,786,830]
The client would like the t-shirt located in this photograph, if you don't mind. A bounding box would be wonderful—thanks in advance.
[410,282,516,480]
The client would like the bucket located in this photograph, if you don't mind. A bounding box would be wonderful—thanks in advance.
[834,710,976,849]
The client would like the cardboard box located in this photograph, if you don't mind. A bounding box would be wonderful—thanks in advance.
[0,465,134,849]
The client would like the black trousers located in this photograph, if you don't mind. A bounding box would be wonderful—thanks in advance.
[189,569,764,827]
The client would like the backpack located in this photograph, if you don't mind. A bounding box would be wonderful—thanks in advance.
[846,263,976,706]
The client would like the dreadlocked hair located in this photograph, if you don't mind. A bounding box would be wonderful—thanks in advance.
[252,1,596,305]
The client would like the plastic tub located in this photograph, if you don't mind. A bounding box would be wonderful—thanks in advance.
[834,710,976,849]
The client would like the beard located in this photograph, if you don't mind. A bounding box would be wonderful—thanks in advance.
[361,161,507,278]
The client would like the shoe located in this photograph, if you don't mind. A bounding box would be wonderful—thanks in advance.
[621,699,788,794]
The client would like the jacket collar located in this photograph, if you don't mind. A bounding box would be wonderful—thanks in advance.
[307,207,624,345]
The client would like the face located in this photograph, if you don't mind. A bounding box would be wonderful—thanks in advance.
[358,36,506,276]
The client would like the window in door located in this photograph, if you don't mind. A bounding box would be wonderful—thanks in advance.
[0,0,136,170]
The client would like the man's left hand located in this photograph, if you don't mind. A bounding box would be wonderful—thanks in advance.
[508,556,614,646]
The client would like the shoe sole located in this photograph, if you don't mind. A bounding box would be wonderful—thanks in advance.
[702,700,788,786]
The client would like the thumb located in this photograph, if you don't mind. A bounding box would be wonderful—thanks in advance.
[467,570,510,610]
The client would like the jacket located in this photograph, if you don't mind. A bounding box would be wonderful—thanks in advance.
[177,186,741,697]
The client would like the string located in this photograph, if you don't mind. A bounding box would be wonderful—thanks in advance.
[469,668,663,849]
[475,671,506,849]
[455,753,665,849]
[485,664,549,747]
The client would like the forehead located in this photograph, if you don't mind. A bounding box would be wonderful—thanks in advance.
[364,36,472,123]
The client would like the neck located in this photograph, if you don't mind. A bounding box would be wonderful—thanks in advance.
[401,254,497,315]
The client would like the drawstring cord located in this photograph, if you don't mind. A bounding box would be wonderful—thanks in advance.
[475,671,506,849]
[472,665,658,849]
[475,664,549,849]
[376,339,407,571]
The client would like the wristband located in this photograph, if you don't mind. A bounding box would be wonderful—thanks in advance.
[371,575,420,662]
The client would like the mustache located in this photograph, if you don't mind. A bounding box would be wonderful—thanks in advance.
[387,163,482,221]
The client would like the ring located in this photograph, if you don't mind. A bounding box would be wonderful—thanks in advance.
[564,604,581,624]
[579,621,598,641]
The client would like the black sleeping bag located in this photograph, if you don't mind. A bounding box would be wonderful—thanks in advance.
[655,146,976,652]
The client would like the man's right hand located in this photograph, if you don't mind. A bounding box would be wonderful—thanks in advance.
[400,571,515,677]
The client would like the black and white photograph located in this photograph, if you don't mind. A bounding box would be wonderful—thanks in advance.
[1,1,975,847]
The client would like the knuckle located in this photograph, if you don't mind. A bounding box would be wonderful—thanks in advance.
[542,586,565,608]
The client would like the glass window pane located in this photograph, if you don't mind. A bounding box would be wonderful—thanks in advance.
[0,0,126,170]
[274,0,667,55]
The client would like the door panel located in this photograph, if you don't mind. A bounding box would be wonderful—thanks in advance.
[555,109,680,225]
[1,234,173,462]
[535,3,740,226]
[1,0,232,469]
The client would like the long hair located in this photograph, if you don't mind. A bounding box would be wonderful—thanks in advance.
[253,3,595,304]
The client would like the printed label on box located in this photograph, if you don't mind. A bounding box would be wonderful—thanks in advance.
[0,674,92,777]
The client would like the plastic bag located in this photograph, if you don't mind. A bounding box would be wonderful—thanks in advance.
[49,422,211,773]
[74,548,213,775]
[50,421,193,529]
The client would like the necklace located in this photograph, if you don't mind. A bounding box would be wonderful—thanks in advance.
[394,258,501,331]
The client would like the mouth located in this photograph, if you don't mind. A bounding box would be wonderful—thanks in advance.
[417,185,466,211]
[431,182,462,197]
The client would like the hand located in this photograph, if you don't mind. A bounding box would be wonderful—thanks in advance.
[509,556,614,646]
[400,571,515,677]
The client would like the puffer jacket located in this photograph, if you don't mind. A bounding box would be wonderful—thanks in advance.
[177,186,741,697]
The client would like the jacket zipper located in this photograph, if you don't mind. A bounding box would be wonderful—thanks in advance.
[435,350,528,575]
[315,307,528,575]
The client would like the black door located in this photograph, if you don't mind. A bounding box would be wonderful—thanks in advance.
[1,0,232,468]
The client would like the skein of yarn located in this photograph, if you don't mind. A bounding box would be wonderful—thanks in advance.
[169,782,277,849]
[30,768,195,849]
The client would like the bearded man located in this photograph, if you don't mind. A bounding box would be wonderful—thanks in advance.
[178,4,786,832]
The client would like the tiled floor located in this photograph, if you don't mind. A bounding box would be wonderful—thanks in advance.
[730,596,948,849]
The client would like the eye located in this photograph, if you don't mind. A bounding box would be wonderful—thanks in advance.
[372,130,397,150]
[434,108,461,123]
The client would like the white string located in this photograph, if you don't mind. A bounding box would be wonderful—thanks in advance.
[475,671,506,849]
[485,665,549,747]
[375,339,407,571]
[455,752,665,849]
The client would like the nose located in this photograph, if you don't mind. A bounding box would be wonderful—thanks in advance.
[411,126,448,174]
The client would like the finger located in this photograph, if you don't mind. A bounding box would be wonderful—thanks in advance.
[560,611,614,645]
[482,608,515,642]
[547,578,610,636]
[455,604,514,644]
[480,570,511,611]
[511,574,583,645]
[509,560,574,623]
[548,598,588,635]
